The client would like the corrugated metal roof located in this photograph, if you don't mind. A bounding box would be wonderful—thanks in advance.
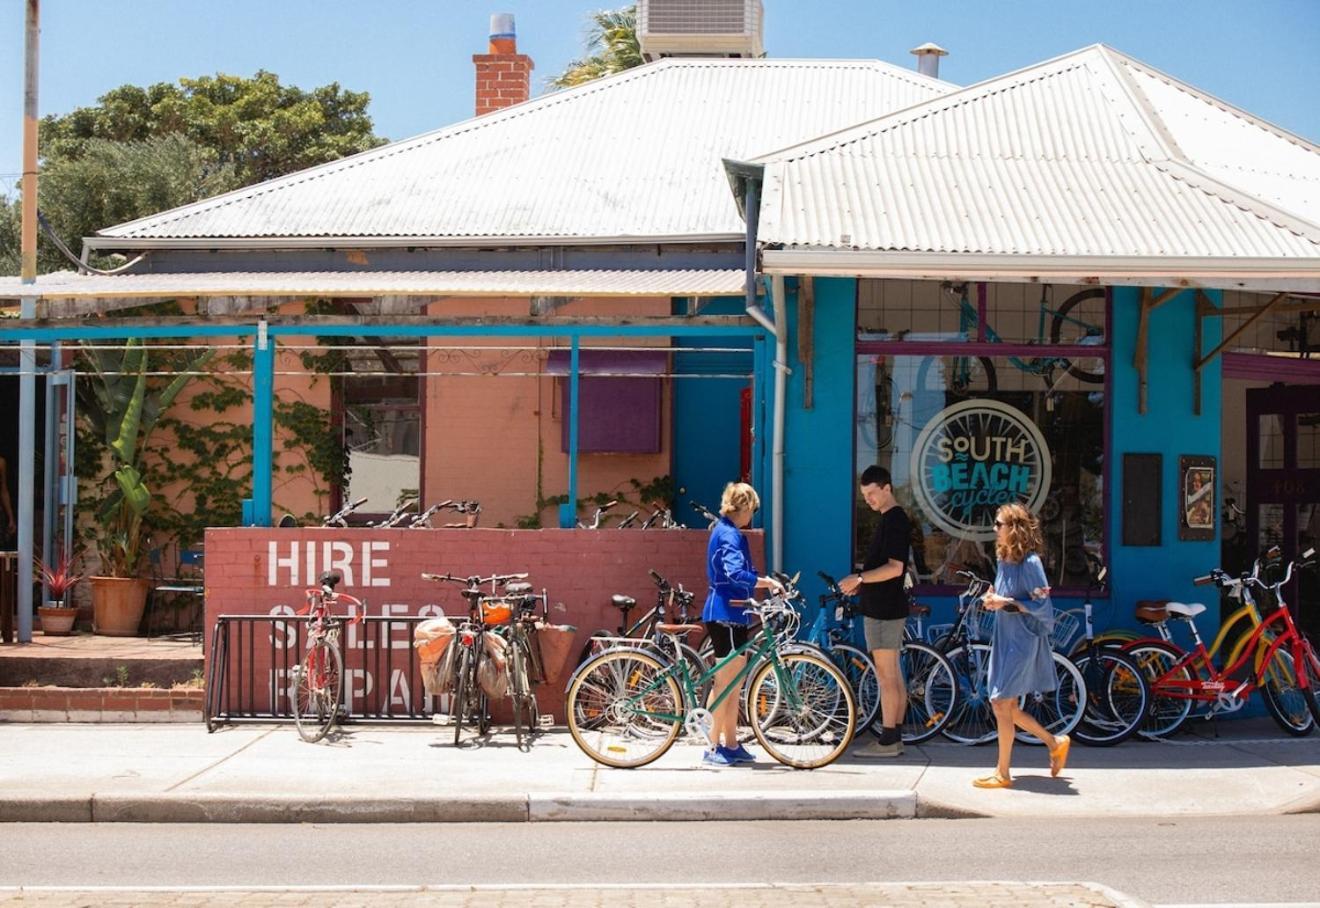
[95,58,953,245]
[0,268,745,301]
[752,45,1320,260]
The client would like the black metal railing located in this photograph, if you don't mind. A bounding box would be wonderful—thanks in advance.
[205,613,439,730]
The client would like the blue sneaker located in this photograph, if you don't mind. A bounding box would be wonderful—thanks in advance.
[726,744,756,764]
[702,747,735,767]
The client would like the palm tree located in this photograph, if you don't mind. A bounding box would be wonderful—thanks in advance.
[550,6,643,89]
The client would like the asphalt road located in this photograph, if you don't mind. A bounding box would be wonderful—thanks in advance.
[3,816,1317,905]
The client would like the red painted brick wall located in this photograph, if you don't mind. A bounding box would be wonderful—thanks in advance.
[204,527,765,723]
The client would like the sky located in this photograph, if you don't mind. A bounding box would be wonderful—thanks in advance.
[2,0,1319,189]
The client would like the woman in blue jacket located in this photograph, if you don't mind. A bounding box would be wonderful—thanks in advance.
[701,481,783,766]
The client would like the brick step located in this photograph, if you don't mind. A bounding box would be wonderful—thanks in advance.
[0,686,203,722]
[0,653,203,688]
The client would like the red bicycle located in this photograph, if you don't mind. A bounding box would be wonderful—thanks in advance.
[291,571,365,743]
[1123,547,1319,738]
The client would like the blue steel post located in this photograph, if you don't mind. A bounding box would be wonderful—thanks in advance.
[561,337,581,528]
[251,321,274,526]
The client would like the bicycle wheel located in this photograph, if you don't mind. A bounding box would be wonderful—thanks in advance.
[508,635,533,749]
[451,642,473,745]
[1259,645,1316,736]
[1014,651,1086,745]
[941,643,998,745]
[292,638,343,744]
[1302,639,1320,728]
[566,649,684,768]
[1072,647,1149,746]
[1125,641,1193,738]
[915,355,997,397]
[748,651,855,769]
[828,643,879,736]
[900,642,958,744]
[1049,287,1106,384]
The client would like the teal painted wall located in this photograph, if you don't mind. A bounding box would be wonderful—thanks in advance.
[1109,287,1224,632]
[779,277,859,603]
[671,295,755,529]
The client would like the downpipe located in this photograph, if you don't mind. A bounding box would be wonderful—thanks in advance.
[745,280,789,573]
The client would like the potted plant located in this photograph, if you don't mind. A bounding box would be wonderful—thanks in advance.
[80,338,211,636]
[35,552,83,635]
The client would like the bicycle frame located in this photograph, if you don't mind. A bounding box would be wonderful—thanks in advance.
[1146,596,1309,705]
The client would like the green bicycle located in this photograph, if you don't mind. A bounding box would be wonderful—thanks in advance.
[565,588,857,769]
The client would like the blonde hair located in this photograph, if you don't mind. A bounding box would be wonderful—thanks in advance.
[719,482,761,517]
[994,502,1043,564]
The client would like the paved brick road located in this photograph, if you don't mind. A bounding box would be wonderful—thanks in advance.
[0,882,1144,906]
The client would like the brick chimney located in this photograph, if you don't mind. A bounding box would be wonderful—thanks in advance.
[474,13,533,116]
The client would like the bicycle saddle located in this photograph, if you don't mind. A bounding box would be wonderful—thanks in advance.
[1165,601,1207,619]
[611,595,636,610]
[506,581,533,595]
[655,623,702,635]
[908,602,931,618]
[318,572,341,590]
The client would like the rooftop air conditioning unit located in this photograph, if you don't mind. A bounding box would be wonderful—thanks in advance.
[637,0,765,61]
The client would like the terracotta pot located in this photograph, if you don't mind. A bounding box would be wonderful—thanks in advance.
[90,576,152,636]
[38,604,79,636]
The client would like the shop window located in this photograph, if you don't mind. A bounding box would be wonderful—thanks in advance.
[1219,291,1318,356]
[1298,413,1320,470]
[1259,415,1285,469]
[546,350,664,454]
[857,280,1106,348]
[343,373,421,513]
[856,352,1106,590]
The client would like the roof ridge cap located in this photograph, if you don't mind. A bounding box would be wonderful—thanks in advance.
[1156,159,1320,245]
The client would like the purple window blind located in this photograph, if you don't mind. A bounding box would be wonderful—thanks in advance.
[547,350,665,454]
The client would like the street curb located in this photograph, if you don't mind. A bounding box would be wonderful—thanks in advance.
[528,790,916,822]
[88,793,528,824]
[912,796,990,819]
[0,796,93,823]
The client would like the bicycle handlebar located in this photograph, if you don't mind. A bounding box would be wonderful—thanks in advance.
[322,496,369,526]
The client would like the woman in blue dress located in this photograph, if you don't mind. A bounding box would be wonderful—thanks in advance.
[974,502,1071,789]
[700,481,783,766]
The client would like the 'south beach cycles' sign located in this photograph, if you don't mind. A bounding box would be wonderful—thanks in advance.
[910,399,1052,541]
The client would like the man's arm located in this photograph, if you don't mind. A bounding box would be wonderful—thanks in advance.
[0,457,14,536]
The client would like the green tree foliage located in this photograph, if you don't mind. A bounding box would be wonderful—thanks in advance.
[1,71,385,274]
[550,6,642,89]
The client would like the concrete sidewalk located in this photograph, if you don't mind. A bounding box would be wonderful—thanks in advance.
[1,717,1317,823]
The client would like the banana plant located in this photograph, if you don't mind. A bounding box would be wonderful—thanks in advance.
[78,338,214,577]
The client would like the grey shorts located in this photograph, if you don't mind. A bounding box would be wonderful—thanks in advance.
[863,617,906,652]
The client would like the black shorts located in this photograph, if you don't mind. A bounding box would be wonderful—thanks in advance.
[704,621,751,659]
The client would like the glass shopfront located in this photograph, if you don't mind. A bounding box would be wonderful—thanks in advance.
[854,281,1109,593]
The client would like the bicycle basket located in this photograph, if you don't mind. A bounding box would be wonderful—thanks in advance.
[1049,608,1080,652]
[481,598,513,626]
[532,623,579,685]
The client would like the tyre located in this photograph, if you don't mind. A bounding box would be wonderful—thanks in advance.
[828,643,879,736]
[1014,651,1086,745]
[1049,287,1107,384]
[565,649,684,768]
[915,355,997,397]
[451,642,473,745]
[1259,645,1316,737]
[747,651,856,769]
[899,642,958,744]
[941,643,998,745]
[508,636,531,749]
[1302,640,1320,728]
[1072,648,1149,746]
[292,638,343,744]
[1124,641,1193,738]
[577,628,614,668]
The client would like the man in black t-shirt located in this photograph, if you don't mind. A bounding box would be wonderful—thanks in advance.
[840,465,910,757]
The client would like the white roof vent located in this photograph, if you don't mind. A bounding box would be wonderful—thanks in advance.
[638,0,765,61]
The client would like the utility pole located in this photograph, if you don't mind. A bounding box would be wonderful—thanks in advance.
[17,0,40,642]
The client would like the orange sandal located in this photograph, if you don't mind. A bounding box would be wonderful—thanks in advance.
[972,773,1012,789]
[1050,734,1071,778]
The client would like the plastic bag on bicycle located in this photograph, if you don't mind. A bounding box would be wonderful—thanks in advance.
[414,616,456,663]
[479,631,510,698]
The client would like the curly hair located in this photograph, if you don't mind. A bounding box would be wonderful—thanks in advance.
[994,502,1043,564]
[719,481,761,517]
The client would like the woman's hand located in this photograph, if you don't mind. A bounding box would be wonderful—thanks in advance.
[758,576,785,595]
[981,592,1012,611]
[838,574,862,596]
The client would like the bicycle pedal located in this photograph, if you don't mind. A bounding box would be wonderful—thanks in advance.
[537,714,555,729]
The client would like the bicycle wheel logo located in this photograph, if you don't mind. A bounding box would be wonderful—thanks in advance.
[909,399,1052,541]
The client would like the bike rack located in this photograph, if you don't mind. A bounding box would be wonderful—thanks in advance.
[205,614,438,731]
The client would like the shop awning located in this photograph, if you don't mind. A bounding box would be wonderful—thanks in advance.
[0,268,746,316]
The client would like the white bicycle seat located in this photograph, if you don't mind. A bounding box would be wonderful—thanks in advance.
[1164,601,1206,619]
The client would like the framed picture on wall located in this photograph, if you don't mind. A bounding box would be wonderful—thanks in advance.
[1179,455,1217,542]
